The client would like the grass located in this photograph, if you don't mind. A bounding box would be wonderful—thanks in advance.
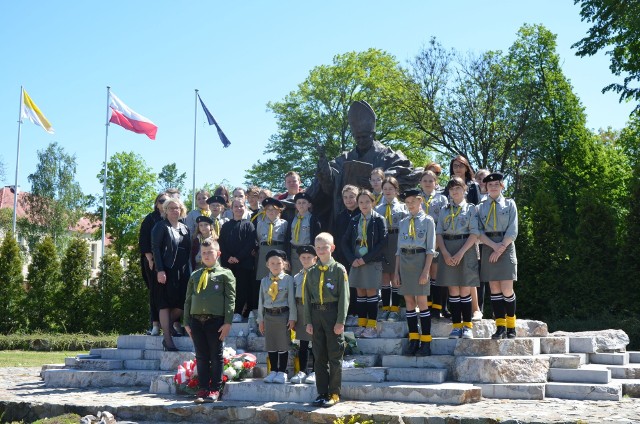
[0,350,87,367]
[8,413,82,424]
[0,332,117,351]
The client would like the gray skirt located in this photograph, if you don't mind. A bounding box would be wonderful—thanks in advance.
[349,261,383,289]
[480,237,517,281]
[382,232,399,274]
[436,237,480,287]
[294,299,311,342]
[264,310,291,351]
[257,243,285,281]
[398,253,430,296]
[290,249,302,276]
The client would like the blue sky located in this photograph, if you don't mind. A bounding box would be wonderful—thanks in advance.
[0,1,635,201]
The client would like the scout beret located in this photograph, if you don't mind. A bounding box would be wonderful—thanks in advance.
[195,215,214,225]
[483,172,504,183]
[293,192,312,202]
[265,249,288,261]
[262,197,284,209]
[296,245,317,256]
[206,195,227,205]
[400,188,422,201]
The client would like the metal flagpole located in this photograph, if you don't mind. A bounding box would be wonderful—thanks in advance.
[12,86,24,237]
[192,89,198,209]
[101,86,111,259]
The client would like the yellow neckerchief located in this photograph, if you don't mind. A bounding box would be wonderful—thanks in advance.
[421,192,434,215]
[408,215,417,239]
[359,214,369,247]
[196,266,215,293]
[251,210,266,223]
[445,203,463,231]
[267,221,274,245]
[200,209,211,217]
[300,270,307,305]
[212,218,220,235]
[293,214,304,243]
[268,274,279,301]
[317,265,328,304]
[384,201,394,227]
[484,197,498,231]
[374,192,382,205]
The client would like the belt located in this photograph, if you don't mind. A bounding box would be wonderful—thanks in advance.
[260,241,284,246]
[191,314,223,322]
[485,231,505,237]
[401,248,426,254]
[312,302,338,311]
[264,306,289,314]
[443,234,469,240]
[388,228,399,234]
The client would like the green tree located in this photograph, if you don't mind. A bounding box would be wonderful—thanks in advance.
[158,163,186,193]
[573,0,640,110]
[20,142,89,253]
[91,253,125,333]
[56,237,91,332]
[0,232,25,333]
[24,236,60,331]
[0,208,13,235]
[117,251,149,334]
[97,152,156,258]
[245,48,426,190]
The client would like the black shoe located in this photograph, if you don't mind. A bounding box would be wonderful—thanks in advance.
[491,326,507,340]
[322,394,340,407]
[415,341,431,357]
[162,340,179,351]
[403,339,420,356]
[442,309,452,319]
[506,328,517,339]
[430,308,442,319]
[312,394,328,407]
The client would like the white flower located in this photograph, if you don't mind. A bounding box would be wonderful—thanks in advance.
[223,347,236,359]
[232,360,243,370]
[223,367,237,379]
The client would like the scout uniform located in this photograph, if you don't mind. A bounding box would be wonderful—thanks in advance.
[286,193,321,275]
[396,189,436,356]
[183,262,236,399]
[190,215,215,271]
[206,196,230,237]
[476,172,518,339]
[303,257,349,405]
[420,189,448,317]
[291,245,316,384]
[256,198,288,280]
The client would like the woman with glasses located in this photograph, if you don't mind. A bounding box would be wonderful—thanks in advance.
[443,156,480,206]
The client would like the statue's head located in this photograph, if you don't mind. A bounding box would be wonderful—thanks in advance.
[348,100,376,150]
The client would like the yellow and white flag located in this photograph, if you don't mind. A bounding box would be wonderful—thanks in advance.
[21,88,54,134]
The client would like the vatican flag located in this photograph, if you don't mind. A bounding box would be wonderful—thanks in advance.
[21,88,54,134]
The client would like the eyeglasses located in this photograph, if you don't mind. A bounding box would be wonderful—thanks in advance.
[168,207,181,211]
[158,199,167,204]
[452,163,466,169]
[434,172,441,176]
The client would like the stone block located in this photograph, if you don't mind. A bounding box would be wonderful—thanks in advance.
[607,364,640,379]
[149,374,176,394]
[453,338,540,357]
[159,351,195,371]
[123,359,160,370]
[629,351,640,363]
[569,352,589,365]
[430,338,458,355]
[545,382,622,401]
[64,357,77,367]
[345,354,379,367]
[341,381,481,405]
[95,348,144,360]
[545,354,581,369]
[228,322,250,337]
[223,379,317,402]
[477,383,545,400]
[342,367,387,382]
[540,337,568,354]
[39,363,65,378]
[352,338,403,355]
[551,329,629,352]
[381,354,455,373]
[73,359,123,371]
[589,352,629,366]
[453,356,549,383]
[568,337,598,353]
[116,335,147,349]
[143,349,163,360]
[43,369,164,388]
[620,379,640,398]
[247,334,265,351]
[548,367,610,384]
[385,367,447,383]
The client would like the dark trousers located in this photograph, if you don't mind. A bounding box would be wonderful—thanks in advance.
[311,307,345,396]
[189,316,224,391]
[230,266,255,316]
[141,256,159,322]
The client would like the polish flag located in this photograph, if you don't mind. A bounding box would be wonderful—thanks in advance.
[109,92,158,140]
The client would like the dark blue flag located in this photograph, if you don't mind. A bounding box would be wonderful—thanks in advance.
[198,94,231,148]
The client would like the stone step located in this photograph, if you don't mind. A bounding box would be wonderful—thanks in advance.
[545,382,622,401]
[43,368,166,388]
[567,336,598,353]
[547,367,611,384]
[65,358,123,370]
[477,383,545,400]
[123,359,160,370]
[589,352,629,366]
[90,348,144,360]
[453,356,550,384]
[629,351,640,363]
[545,354,582,369]
[607,364,640,379]
[540,337,568,354]
[222,379,481,405]
[619,379,640,397]
[352,337,540,357]
[381,354,455,373]
[386,367,447,383]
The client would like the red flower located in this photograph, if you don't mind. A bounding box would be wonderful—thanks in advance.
[223,358,230,365]
[187,378,198,388]
[222,375,228,382]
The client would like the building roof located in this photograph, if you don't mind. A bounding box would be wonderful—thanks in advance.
[0,186,27,218]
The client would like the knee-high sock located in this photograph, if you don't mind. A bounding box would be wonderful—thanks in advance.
[406,309,418,340]
[491,292,506,320]
[419,310,432,342]
[278,351,288,373]
[460,295,473,327]
[390,287,400,311]
[357,296,367,326]
[268,351,278,372]
[299,340,309,373]
[449,295,461,324]
[430,281,442,310]
[504,293,516,328]
[367,295,379,323]
[381,286,391,309]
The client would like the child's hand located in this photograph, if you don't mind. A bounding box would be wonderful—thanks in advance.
[218,323,231,341]
[334,323,344,335]
[288,320,296,330]
[258,321,265,334]
[419,271,429,285]
[184,325,192,338]
[157,271,167,284]
[306,324,313,335]
[392,272,401,287]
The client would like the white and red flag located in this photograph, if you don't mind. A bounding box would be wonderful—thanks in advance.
[109,92,158,140]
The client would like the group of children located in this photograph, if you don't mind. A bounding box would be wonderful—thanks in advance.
[182,162,518,406]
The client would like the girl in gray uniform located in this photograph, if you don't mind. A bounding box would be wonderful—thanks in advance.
[477,172,518,339]
[394,189,436,356]
[206,195,229,239]
[256,198,288,282]
[375,177,407,322]
[436,177,480,339]
[258,249,297,384]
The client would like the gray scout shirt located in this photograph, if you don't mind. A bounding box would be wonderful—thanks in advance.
[257,272,297,322]
[436,200,479,236]
[257,218,288,244]
[476,194,518,240]
[290,212,312,246]
[375,198,407,230]
[396,210,436,256]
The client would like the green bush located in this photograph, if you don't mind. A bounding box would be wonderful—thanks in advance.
[0,332,117,351]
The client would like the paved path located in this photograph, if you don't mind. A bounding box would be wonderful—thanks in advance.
[1,367,639,423]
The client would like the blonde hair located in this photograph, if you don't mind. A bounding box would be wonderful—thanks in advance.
[342,184,359,196]
[162,198,187,219]
[370,168,385,179]
[315,232,334,245]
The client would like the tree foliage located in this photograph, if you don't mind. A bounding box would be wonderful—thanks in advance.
[573,0,640,110]
[0,232,25,333]
[158,163,187,193]
[56,237,92,332]
[97,152,156,258]
[24,236,60,331]
[245,48,427,190]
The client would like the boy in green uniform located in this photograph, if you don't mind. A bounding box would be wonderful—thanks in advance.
[184,238,236,403]
[304,232,350,407]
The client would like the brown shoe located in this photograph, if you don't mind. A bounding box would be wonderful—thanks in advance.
[322,393,340,407]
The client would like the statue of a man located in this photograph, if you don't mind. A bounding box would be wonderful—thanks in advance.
[307,100,421,231]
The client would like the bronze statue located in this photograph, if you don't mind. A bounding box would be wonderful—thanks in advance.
[307,100,421,231]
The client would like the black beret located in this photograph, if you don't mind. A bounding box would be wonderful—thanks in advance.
[293,192,312,202]
[296,245,317,256]
[401,188,422,201]
[265,249,288,261]
[196,215,214,225]
[206,195,227,205]
[262,197,284,209]
[483,172,504,183]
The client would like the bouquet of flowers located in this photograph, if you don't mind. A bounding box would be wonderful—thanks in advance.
[222,347,257,383]
[173,359,199,395]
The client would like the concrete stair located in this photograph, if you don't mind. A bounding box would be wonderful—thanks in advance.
[39,320,640,403]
